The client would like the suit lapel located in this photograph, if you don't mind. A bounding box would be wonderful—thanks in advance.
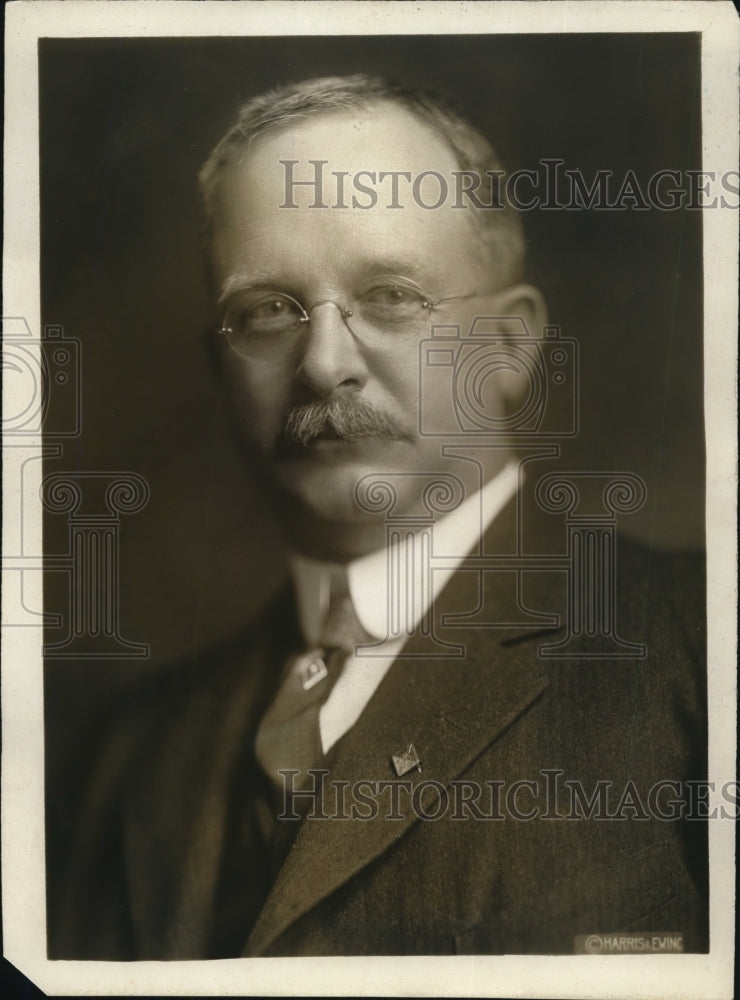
[143,593,302,958]
[162,651,268,957]
[244,554,559,956]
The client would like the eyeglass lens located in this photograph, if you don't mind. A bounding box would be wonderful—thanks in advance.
[221,288,439,358]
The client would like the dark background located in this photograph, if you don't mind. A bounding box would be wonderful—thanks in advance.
[40,33,703,685]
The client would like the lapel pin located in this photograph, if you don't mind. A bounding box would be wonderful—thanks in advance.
[296,650,329,691]
[392,743,422,777]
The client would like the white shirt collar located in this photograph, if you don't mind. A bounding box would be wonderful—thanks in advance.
[291,459,520,646]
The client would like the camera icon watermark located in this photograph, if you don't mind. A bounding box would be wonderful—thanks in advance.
[1,317,81,438]
[349,311,648,659]
[2,316,149,656]
[419,316,578,438]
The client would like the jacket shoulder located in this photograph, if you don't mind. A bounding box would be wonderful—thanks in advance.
[47,584,298,958]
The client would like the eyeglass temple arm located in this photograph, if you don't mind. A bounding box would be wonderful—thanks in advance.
[429,291,483,308]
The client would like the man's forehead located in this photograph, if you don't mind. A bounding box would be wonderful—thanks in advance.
[227,103,461,194]
[210,102,487,287]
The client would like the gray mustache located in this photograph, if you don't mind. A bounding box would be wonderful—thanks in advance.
[281,396,404,449]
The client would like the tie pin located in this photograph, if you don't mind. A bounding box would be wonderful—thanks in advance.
[296,650,329,690]
[392,743,422,777]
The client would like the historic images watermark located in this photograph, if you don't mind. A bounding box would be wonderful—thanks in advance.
[276,769,739,823]
[280,159,740,212]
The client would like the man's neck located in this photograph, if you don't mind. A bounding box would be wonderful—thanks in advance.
[291,459,521,645]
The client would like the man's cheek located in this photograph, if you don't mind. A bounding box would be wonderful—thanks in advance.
[250,401,286,449]
[223,360,287,433]
[373,356,421,423]
[225,382,284,452]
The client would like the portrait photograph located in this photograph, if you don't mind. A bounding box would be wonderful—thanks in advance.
[2,3,737,998]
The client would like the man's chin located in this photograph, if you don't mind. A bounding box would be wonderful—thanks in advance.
[264,463,388,561]
[272,448,386,523]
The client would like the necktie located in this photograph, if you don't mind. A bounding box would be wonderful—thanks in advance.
[255,567,368,789]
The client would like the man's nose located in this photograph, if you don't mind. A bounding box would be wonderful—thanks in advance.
[295,301,369,397]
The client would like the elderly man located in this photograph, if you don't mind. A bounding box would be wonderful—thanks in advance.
[50,75,707,958]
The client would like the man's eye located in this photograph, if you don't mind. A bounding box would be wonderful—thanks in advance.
[362,286,429,310]
[249,298,291,319]
[230,294,304,333]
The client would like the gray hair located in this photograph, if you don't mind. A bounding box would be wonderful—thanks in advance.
[199,74,525,287]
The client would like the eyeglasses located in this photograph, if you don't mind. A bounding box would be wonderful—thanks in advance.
[217,282,482,360]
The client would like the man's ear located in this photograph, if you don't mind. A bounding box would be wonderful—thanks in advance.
[485,283,548,338]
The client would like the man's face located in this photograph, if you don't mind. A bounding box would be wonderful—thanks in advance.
[210,104,523,558]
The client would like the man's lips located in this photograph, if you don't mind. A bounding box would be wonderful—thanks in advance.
[280,428,400,455]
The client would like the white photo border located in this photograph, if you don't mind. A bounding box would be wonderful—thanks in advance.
[3,2,737,997]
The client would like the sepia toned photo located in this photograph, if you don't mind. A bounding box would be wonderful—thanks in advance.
[2,3,737,997]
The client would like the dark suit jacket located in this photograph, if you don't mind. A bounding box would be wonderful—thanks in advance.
[47,493,708,958]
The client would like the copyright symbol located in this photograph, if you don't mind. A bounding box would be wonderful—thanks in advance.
[585,934,603,954]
